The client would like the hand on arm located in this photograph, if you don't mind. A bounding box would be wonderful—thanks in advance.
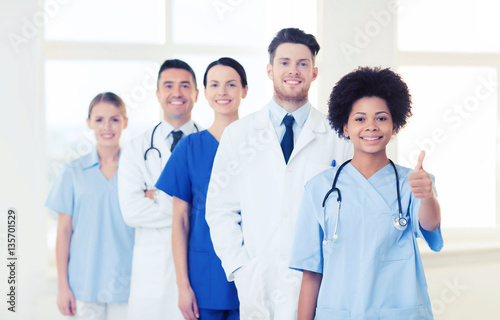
[409,151,441,231]
[144,189,157,201]
[172,197,199,319]
[298,270,323,320]
[118,145,172,228]
[55,213,76,316]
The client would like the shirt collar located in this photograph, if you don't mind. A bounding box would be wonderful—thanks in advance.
[269,98,311,128]
[81,148,122,170]
[160,119,197,139]
[81,149,100,170]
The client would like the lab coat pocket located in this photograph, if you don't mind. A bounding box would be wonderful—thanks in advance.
[378,305,426,319]
[188,251,210,298]
[314,307,350,320]
[233,257,259,303]
[376,213,414,261]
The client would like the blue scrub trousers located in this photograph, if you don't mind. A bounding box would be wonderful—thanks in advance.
[198,308,239,320]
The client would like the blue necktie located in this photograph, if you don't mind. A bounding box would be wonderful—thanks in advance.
[281,115,294,164]
[170,130,183,152]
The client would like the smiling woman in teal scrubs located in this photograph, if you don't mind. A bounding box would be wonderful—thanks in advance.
[289,67,443,320]
[46,92,134,320]
[156,57,248,320]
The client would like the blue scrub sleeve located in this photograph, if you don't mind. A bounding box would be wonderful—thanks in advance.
[289,186,324,274]
[156,138,192,204]
[410,174,443,252]
[45,166,75,216]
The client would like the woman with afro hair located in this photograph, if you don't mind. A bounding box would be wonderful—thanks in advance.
[289,67,443,320]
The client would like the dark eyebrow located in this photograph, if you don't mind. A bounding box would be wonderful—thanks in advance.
[375,111,390,115]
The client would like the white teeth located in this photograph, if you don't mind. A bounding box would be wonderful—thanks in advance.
[363,137,380,141]
[170,101,184,105]
[286,81,299,84]
[102,134,114,138]
[217,100,230,104]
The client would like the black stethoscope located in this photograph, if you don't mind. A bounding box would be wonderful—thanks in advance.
[143,121,199,161]
[143,122,199,188]
[322,159,407,245]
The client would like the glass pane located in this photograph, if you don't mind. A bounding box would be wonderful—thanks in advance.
[172,0,317,47]
[44,0,165,44]
[45,59,161,182]
[172,0,266,46]
[398,0,500,52]
[397,66,497,228]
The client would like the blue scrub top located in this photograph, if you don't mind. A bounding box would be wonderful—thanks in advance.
[45,149,134,303]
[289,163,443,320]
[156,130,239,310]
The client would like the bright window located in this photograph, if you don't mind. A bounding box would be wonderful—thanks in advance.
[44,0,166,44]
[398,0,500,52]
[397,66,497,228]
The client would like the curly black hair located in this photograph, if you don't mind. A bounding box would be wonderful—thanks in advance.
[327,66,412,139]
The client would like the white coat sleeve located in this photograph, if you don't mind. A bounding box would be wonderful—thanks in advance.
[206,128,250,281]
[118,141,172,229]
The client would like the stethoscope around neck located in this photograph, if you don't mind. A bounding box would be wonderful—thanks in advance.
[143,121,199,161]
[143,121,199,189]
[322,159,407,245]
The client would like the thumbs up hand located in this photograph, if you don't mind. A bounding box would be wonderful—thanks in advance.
[409,151,434,199]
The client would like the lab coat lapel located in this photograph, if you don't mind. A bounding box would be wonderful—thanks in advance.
[288,107,327,164]
[253,104,284,159]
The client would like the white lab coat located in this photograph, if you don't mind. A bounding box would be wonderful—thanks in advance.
[118,121,198,320]
[206,104,353,320]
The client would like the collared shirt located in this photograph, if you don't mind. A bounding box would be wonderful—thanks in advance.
[159,119,199,150]
[45,149,134,302]
[269,98,311,145]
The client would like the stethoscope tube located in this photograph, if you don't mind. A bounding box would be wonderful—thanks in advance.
[143,122,199,189]
[144,122,200,161]
[322,160,351,244]
[144,122,162,160]
[322,159,407,244]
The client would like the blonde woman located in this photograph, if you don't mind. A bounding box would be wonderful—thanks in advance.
[46,92,134,319]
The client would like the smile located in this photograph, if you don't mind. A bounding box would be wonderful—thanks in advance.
[169,101,185,105]
[216,100,231,104]
[361,137,382,141]
[284,79,301,84]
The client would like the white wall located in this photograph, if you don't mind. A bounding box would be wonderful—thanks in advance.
[316,0,398,159]
[0,0,49,319]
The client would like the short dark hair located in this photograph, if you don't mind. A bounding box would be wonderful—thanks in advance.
[203,57,248,88]
[268,28,320,64]
[328,66,412,139]
[157,59,197,89]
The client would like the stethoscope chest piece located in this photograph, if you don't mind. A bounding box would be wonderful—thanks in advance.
[322,159,409,243]
[393,216,408,231]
